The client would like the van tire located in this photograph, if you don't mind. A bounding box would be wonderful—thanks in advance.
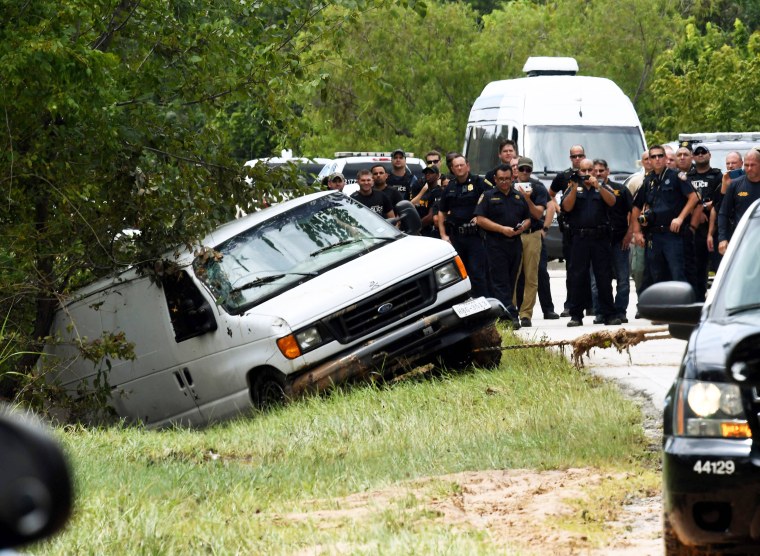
[436,324,502,371]
[252,369,291,410]
[470,324,502,369]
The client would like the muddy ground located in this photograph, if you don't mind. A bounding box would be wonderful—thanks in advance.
[283,387,665,555]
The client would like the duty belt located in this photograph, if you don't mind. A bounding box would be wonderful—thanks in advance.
[450,222,480,236]
[571,227,609,239]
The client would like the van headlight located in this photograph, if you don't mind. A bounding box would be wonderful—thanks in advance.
[277,325,332,359]
[434,257,467,289]
[675,379,750,438]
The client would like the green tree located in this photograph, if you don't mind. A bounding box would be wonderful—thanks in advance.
[296,0,680,161]
[294,1,486,158]
[645,19,760,142]
[0,0,392,400]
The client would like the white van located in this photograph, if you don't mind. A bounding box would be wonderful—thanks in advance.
[464,57,647,181]
[43,191,504,428]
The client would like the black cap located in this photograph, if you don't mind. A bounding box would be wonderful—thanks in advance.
[693,144,710,155]
[678,141,692,152]
[391,149,405,158]
[423,165,440,174]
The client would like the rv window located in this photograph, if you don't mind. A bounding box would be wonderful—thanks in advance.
[162,271,218,342]
[524,125,644,174]
[465,125,510,176]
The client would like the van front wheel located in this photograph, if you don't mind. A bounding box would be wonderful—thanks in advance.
[252,369,292,410]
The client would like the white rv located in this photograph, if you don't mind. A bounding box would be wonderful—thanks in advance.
[464,57,647,181]
[43,191,503,428]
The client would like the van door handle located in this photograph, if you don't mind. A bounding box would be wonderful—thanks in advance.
[174,370,186,389]
[182,368,200,400]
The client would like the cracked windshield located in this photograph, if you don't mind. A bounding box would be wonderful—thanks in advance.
[195,194,400,313]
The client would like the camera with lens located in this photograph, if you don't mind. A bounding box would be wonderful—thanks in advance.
[570,171,590,184]
[638,208,655,226]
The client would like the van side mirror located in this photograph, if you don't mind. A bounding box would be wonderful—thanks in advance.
[726,333,760,385]
[637,281,702,341]
[391,200,422,235]
[0,407,72,550]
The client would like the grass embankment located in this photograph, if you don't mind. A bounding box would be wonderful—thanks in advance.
[34,329,658,555]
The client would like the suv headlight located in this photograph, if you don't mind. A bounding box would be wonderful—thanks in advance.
[434,257,467,289]
[675,379,751,438]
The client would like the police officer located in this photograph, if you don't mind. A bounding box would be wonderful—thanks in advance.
[415,166,443,237]
[632,145,699,287]
[550,145,589,317]
[718,148,760,254]
[351,169,395,218]
[484,139,518,187]
[686,144,722,300]
[594,159,633,323]
[561,158,620,327]
[438,155,492,298]
[371,164,403,208]
[511,156,549,328]
[386,149,419,201]
[474,164,530,326]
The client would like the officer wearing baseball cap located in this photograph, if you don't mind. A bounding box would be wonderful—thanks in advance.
[387,149,419,201]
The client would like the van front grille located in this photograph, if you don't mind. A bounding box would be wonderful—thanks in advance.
[325,272,436,343]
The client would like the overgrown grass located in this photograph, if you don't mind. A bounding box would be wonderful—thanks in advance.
[32,330,657,555]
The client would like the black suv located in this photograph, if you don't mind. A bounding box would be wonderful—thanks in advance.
[639,198,760,554]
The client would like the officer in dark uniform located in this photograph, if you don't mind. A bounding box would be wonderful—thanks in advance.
[483,139,518,187]
[594,159,633,323]
[718,148,760,254]
[416,166,443,238]
[474,164,530,326]
[371,164,403,208]
[561,158,620,327]
[686,144,723,300]
[438,155,492,298]
[632,145,699,287]
[386,149,419,201]
[550,144,590,317]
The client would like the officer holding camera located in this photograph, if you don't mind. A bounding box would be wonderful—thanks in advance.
[631,145,699,287]
[561,158,619,327]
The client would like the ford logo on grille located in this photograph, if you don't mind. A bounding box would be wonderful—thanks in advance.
[377,302,394,315]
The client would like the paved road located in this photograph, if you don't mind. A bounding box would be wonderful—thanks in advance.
[513,261,686,410]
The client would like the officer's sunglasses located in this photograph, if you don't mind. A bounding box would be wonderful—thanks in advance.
[650,153,666,159]
[426,159,440,165]
[569,154,585,159]
[517,166,532,172]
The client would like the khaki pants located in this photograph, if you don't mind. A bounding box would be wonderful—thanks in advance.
[514,230,542,319]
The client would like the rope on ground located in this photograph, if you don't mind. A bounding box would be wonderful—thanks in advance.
[476,326,671,368]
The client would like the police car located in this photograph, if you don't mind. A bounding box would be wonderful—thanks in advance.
[666,132,760,171]
[245,151,331,187]
[317,152,427,195]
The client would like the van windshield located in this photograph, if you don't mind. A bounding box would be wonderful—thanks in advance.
[525,126,645,174]
[195,193,401,313]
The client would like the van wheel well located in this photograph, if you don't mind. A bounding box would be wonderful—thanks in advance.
[248,367,292,410]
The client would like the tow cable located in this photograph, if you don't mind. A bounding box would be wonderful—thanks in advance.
[473,326,671,368]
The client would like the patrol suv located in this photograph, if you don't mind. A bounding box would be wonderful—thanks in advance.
[317,152,427,195]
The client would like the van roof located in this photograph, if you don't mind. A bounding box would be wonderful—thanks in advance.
[469,75,638,127]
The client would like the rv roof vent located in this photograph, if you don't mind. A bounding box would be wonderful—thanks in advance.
[522,56,579,77]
